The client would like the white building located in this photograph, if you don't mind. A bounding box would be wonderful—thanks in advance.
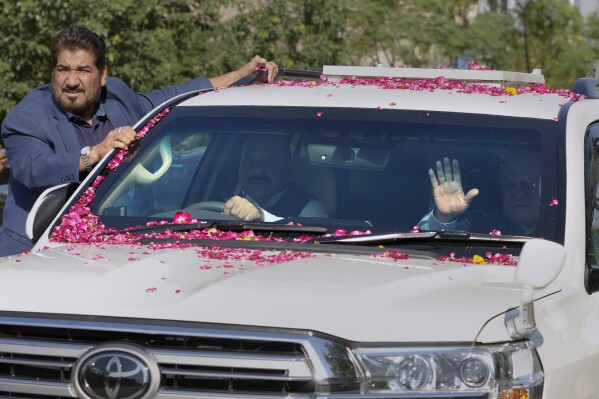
[575,0,599,17]
[480,0,599,17]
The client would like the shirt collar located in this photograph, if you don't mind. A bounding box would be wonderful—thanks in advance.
[66,102,106,123]
[237,183,288,209]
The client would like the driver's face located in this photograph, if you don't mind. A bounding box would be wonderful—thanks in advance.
[239,137,290,205]
[501,165,540,226]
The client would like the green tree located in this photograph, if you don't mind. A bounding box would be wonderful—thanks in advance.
[216,0,352,70]
[350,0,479,68]
[512,0,593,88]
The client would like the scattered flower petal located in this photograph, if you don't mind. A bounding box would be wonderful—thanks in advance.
[173,211,192,224]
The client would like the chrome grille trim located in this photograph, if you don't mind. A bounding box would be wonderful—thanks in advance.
[0,377,74,397]
[0,337,91,357]
[156,391,312,399]
[150,348,313,378]
[161,368,308,382]
[0,358,73,368]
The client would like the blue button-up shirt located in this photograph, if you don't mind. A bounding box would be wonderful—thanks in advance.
[67,103,115,148]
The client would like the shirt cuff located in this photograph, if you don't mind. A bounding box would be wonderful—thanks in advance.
[261,209,283,223]
[424,209,458,231]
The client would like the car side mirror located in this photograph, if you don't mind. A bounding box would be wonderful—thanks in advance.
[506,239,566,338]
[516,239,565,289]
[25,183,79,242]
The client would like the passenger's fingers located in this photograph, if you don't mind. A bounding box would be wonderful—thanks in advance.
[452,159,461,184]
[436,160,445,184]
[465,188,479,204]
[443,157,452,182]
[428,168,439,189]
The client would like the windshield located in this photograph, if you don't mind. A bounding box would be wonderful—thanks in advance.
[88,106,562,242]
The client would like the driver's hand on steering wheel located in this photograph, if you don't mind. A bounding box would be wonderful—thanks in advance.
[224,196,265,222]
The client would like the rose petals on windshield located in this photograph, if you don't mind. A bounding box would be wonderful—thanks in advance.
[439,252,516,266]
[145,287,157,293]
[383,249,409,260]
[549,198,559,206]
[173,211,192,224]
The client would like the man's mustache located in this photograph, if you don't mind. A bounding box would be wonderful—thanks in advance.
[247,175,271,183]
[63,88,83,93]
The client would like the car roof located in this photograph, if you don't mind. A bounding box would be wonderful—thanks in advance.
[179,82,570,120]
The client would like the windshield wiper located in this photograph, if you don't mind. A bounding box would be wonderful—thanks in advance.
[106,221,328,236]
[313,230,532,245]
[103,222,213,235]
[213,222,329,235]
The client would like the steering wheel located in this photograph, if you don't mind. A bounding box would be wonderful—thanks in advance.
[132,137,172,184]
[184,201,226,213]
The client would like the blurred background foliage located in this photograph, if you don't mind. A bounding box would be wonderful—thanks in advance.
[2,0,599,126]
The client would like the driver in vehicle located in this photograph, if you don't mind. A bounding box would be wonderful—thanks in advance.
[418,153,541,235]
[224,135,328,222]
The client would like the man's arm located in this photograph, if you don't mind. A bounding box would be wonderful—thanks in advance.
[2,110,81,191]
[124,56,278,117]
[209,55,278,88]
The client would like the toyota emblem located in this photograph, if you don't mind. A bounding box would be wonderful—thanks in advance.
[72,343,160,399]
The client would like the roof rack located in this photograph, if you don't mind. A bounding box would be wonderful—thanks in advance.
[322,66,545,87]
[231,68,322,87]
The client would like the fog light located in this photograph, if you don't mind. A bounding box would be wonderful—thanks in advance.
[460,357,489,387]
[386,355,431,391]
[498,387,530,399]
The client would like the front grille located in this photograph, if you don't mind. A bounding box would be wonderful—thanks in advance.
[0,316,324,399]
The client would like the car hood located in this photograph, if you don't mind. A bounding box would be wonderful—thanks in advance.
[0,243,528,342]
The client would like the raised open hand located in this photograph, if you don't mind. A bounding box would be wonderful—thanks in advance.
[428,157,479,223]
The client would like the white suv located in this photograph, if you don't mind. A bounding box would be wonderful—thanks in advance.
[0,65,596,399]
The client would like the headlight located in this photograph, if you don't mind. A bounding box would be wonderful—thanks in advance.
[354,341,543,398]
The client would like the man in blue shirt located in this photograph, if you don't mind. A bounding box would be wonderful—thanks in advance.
[0,26,277,256]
